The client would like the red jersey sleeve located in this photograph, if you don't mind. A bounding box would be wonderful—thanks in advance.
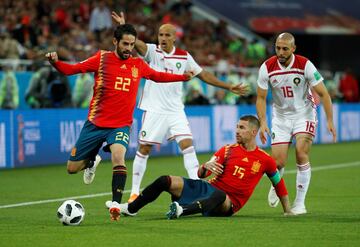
[264,156,278,177]
[213,146,226,165]
[139,59,189,82]
[52,51,100,75]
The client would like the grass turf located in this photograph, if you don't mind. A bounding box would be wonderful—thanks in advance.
[0,142,359,247]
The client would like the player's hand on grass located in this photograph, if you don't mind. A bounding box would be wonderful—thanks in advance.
[259,124,270,144]
[283,211,295,216]
[112,11,125,25]
[230,83,249,96]
[45,52,58,63]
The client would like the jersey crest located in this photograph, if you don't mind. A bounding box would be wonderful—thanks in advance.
[251,160,262,174]
[131,66,138,78]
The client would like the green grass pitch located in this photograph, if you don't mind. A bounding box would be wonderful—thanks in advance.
[0,142,360,247]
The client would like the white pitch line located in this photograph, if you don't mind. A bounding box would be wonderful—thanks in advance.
[0,190,128,209]
[1,161,360,209]
[285,161,360,174]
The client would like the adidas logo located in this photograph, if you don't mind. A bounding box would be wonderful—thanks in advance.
[242,157,248,162]
[120,64,127,69]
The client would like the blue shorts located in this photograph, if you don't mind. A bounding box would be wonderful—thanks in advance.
[177,178,217,206]
[69,120,130,161]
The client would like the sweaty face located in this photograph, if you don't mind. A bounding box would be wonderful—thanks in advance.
[115,34,136,60]
[236,120,252,145]
[158,26,176,53]
[275,39,295,66]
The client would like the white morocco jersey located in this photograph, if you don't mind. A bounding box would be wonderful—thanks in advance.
[257,54,323,119]
[138,44,203,114]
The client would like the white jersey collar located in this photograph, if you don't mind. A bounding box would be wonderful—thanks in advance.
[158,45,176,56]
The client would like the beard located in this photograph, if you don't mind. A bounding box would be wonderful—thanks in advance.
[117,48,131,60]
[277,54,291,65]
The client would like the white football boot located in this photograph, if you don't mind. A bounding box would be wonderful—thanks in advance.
[83,155,102,185]
[268,186,280,207]
[166,202,183,219]
[291,204,307,215]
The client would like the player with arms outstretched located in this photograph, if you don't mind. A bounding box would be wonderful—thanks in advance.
[112,12,248,203]
[46,24,193,221]
[256,32,336,214]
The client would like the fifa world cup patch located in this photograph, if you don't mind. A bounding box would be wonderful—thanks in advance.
[314,71,322,80]
[141,130,146,137]
[71,147,77,156]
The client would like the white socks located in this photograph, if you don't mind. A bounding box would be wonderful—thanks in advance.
[131,151,149,195]
[294,162,311,206]
[131,145,199,195]
[182,146,199,179]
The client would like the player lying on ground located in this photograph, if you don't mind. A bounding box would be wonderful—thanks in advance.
[106,115,294,218]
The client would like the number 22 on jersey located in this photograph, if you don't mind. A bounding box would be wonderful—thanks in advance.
[115,77,131,92]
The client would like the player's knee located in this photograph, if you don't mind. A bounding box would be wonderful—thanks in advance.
[178,138,193,150]
[139,144,152,155]
[275,158,286,168]
[111,152,125,165]
[153,175,171,191]
[67,163,79,174]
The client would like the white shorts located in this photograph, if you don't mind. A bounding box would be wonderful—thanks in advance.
[271,115,317,145]
[138,111,193,145]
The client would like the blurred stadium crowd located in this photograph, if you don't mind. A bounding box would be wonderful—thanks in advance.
[0,0,359,109]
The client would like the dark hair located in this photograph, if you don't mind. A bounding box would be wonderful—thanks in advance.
[114,24,137,42]
[240,115,260,130]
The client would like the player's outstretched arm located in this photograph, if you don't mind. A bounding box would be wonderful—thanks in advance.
[256,87,270,144]
[197,70,248,96]
[313,82,337,142]
[45,52,99,75]
[111,11,148,56]
[229,83,249,96]
[143,62,192,82]
[45,52,58,64]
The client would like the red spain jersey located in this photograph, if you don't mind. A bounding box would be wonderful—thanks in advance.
[208,144,277,213]
[53,50,188,128]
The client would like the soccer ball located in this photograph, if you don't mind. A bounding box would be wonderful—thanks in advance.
[57,200,85,226]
